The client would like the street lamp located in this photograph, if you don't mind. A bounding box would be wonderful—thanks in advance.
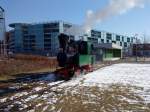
[133,34,138,62]
[0,6,6,56]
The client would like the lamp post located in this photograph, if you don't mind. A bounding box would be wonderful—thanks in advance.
[0,6,6,57]
[133,34,138,62]
[143,34,146,61]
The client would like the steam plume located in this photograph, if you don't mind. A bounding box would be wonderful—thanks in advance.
[83,0,148,33]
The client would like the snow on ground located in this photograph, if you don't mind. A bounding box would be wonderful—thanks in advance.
[60,63,150,103]
[84,63,150,87]
[1,63,150,112]
[34,87,43,91]
[61,63,150,86]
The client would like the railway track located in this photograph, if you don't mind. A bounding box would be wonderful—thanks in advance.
[22,82,79,112]
[0,81,64,111]
[0,61,120,111]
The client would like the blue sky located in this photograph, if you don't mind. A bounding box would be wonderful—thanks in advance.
[0,0,150,36]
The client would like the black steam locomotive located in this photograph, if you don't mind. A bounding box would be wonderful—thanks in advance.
[55,33,95,80]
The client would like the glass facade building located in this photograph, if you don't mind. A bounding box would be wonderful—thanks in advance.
[8,21,134,56]
[9,21,72,56]
[90,30,134,51]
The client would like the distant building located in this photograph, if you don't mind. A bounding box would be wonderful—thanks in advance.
[89,30,134,51]
[9,21,72,56]
[8,21,134,57]
[133,44,150,57]
[94,43,122,61]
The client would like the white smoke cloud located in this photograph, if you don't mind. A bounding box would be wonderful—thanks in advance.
[143,34,150,43]
[83,0,149,33]
[65,25,85,37]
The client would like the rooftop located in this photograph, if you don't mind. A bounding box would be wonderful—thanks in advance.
[9,20,73,28]
[92,29,133,38]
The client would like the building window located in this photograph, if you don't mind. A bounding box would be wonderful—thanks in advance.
[127,38,130,42]
[120,42,122,46]
[107,40,109,43]
[63,24,72,29]
[112,41,116,44]
[44,47,51,50]
[124,42,127,47]
[23,35,36,51]
[30,35,36,39]
[44,38,51,42]
[44,33,51,50]
[44,34,51,38]
[44,29,59,33]
[98,35,101,38]
[88,37,98,44]
[131,38,133,42]
[116,35,120,41]
[91,30,101,38]
[43,23,59,28]
[106,33,112,40]
[101,39,104,43]
[23,30,28,34]
[122,36,124,41]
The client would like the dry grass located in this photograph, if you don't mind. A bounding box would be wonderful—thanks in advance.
[50,85,150,112]
[39,84,150,112]
[1,82,149,112]
[0,54,57,80]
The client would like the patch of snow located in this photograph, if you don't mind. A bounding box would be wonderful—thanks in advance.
[8,92,29,101]
[60,63,150,103]
[42,105,49,112]
[9,85,20,89]
[14,101,22,105]
[41,92,55,100]
[25,94,38,102]
[10,96,16,100]
[27,109,35,112]
[34,87,43,91]
[83,64,150,88]
[50,106,55,111]
[59,76,84,87]
[48,98,57,104]
[47,81,64,86]
[0,97,7,103]
[4,104,14,111]
[15,92,28,97]
[40,82,44,84]
[22,83,28,86]
[36,103,42,107]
